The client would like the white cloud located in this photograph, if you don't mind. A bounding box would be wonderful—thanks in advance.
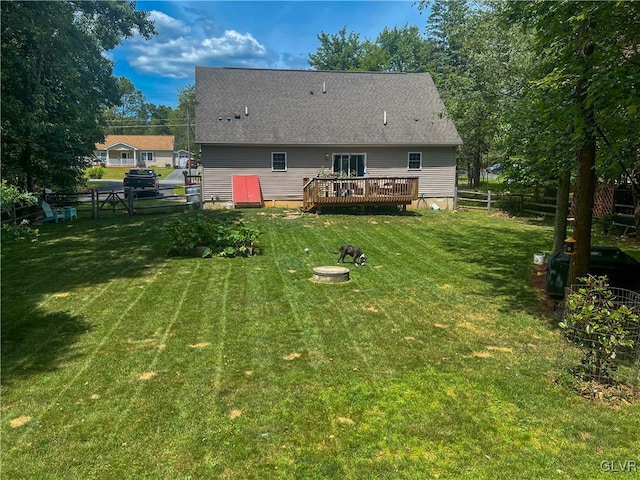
[148,10,190,37]
[202,30,267,58]
[128,10,273,79]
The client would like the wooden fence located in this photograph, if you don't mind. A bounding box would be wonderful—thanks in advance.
[91,185,203,217]
[456,189,558,216]
[456,188,636,234]
[1,186,203,225]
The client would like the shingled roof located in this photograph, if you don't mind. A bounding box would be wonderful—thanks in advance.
[195,67,462,147]
[95,135,175,151]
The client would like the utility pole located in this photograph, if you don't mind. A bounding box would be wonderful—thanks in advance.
[186,107,191,178]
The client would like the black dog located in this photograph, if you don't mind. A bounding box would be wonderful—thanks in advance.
[335,244,367,266]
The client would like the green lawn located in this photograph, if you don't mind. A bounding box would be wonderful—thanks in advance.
[88,166,176,180]
[2,209,639,479]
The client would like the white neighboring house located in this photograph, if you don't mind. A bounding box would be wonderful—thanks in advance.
[94,135,175,168]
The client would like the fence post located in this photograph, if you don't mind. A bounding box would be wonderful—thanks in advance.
[127,188,134,214]
[454,187,458,210]
[487,190,492,214]
[519,194,523,215]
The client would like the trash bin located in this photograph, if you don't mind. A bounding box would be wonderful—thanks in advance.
[546,246,640,298]
[186,185,199,204]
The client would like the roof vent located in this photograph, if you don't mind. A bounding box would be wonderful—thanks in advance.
[310,90,314,95]
[234,112,241,119]
[383,111,387,125]
[322,82,326,93]
[245,106,249,116]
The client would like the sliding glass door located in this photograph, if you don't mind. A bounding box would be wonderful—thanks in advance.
[332,153,366,177]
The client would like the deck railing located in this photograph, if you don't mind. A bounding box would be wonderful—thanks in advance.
[302,176,419,211]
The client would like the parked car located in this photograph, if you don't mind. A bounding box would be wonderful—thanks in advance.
[186,159,199,169]
[486,163,502,175]
[123,168,161,198]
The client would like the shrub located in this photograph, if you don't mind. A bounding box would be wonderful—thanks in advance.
[559,275,638,383]
[1,219,40,242]
[0,181,39,215]
[87,167,105,179]
[164,214,258,258]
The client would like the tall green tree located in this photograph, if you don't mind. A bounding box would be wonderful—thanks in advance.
[309,24,435,74]
[1,1,155,191]
[147,105,174,136]
[504,0,640,283]
[169,85,196,153]
[421,0,529,189]
[103,77,151,135]
[363,24,433,72]
[308,26,365,71]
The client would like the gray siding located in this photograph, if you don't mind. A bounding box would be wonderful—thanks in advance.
[202,145,456,202]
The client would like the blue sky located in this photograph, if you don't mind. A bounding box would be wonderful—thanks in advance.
[108,1,429,107]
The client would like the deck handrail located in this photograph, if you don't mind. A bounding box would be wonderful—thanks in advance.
[302,176,419,211]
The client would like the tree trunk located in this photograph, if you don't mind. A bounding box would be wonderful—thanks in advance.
[471,150,481,189]
[567,136,596,287]
[552,169,571,253]
[632,166,640,240]
[19,142,34,192]
[567,19,596,288]
[633,193,640,241]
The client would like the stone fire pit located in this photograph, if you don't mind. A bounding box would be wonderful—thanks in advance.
[312,266,350,283]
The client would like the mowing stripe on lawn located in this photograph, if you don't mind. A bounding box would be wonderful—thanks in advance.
[266,224,330,369]
[113,263,203,429]
[1,262,167,381]
[5,266,165,454]
[209,261,232,400]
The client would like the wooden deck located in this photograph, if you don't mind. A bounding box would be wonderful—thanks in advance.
[302,176,419,212]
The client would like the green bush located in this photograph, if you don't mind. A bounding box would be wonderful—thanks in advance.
[0,181,39,215]
[1,219,40,243]
[559,275,638,383]
[164,214,258,257]
[87,166,105,179]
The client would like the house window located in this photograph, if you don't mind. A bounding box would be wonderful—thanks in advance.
[408,152,422,170]
[272,152,287,171]
[141,152,154,163]
[98,151,107,162]
[332,153,366,176]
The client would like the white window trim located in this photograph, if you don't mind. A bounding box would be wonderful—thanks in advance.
[271,152,287,171]
[141,151,155,162]
[408,152,422,171]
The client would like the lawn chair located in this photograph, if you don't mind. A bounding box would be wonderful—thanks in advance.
[41,201,64,223]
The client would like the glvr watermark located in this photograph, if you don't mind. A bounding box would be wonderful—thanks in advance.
[600,460,637,472]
